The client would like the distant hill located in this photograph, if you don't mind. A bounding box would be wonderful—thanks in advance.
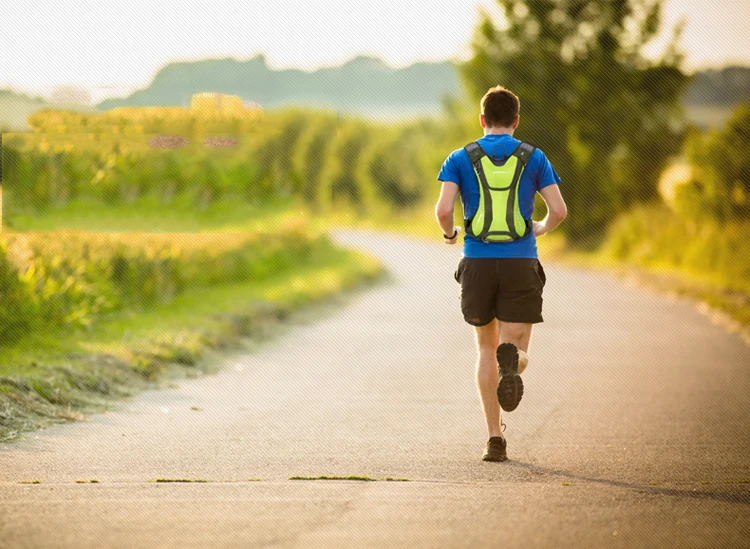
[97,55,461,118]
[2,60,748,130]
[682,66,750,128]
[97,56,750,121]
[685,66,750,106]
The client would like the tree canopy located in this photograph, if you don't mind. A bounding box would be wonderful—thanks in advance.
[462,0,690,241]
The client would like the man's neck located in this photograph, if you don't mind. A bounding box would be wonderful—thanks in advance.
[484,126,515,136]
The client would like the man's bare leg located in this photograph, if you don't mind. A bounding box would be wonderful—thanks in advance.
[475,319,503,438]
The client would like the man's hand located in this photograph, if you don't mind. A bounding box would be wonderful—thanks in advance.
[533,220,547,237]
[535,185,567,237]
[444,226,461,245]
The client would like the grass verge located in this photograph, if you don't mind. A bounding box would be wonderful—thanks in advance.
[545,234,750,341]
[0,243,383,442]
[3,196,302,233]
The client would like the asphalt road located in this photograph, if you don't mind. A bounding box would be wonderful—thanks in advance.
[1,231,749,549]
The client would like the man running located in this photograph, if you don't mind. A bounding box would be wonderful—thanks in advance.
[435,86,567,462]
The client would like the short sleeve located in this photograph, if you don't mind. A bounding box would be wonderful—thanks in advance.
[437,152,461,188]
[534,150,561,191]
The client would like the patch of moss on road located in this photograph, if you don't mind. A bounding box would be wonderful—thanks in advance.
[289,475,410,482]
[150,478,210,484]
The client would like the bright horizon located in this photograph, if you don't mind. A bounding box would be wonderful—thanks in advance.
[3,0,748,104]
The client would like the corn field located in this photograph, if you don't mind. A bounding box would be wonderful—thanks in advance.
[3,107,457,221]
[0,222,323,345]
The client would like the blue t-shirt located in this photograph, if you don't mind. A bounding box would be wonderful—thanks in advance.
[437,133,561,258]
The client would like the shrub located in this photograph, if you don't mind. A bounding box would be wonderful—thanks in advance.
[0,227,323,346]
[605,205,750,292]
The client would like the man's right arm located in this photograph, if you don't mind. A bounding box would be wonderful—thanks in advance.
[435,180,461,244]
[534,184,567,237]
[435,152,462,244]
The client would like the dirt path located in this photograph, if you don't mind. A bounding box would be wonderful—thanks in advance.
[1,230,748,549]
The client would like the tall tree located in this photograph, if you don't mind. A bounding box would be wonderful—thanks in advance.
[462,0,689,241]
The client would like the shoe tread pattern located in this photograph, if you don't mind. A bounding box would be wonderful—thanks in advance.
[496,343,524,412]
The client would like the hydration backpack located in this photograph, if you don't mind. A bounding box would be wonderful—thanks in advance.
[464,141,536,242]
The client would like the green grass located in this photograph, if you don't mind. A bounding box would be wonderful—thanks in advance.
[0,244,383,442]
[0,239,376,373]
[289,475,409,482]
[3,196,302,233]
[289,475,378,482]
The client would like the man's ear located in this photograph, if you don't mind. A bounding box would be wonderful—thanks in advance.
[480,113,486,128]
[512,115,520,129]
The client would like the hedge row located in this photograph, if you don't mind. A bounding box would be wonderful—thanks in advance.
[0,222,319,345]
[3,109,456,218]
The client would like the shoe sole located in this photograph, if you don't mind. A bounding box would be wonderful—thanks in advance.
[497,343,524,412]
[482,454,508,462]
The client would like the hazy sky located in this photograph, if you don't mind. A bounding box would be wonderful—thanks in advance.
[2,0,748,102]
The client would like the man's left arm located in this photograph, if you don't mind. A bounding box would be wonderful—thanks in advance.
[435,180,461,245]
[531,150,566,237]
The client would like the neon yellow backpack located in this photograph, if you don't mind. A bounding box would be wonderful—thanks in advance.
[464,141,536,242]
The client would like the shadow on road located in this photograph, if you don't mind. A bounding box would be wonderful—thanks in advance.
[505,461,750,505]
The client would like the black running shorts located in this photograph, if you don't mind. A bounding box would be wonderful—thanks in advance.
[453,257,546,326]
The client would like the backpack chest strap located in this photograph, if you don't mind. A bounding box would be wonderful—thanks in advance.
[512,142,536,165]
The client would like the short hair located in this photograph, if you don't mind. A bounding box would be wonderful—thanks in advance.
[480,86,520,127]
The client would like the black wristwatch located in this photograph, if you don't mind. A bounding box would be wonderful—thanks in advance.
[443,228,458,240]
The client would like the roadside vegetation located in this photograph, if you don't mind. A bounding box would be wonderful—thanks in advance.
[0,227,381,441]
[599,103,750,326]
[0,224,325,344]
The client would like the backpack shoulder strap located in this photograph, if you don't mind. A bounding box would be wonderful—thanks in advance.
[464,141,486,165]
[512,142,536,165]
